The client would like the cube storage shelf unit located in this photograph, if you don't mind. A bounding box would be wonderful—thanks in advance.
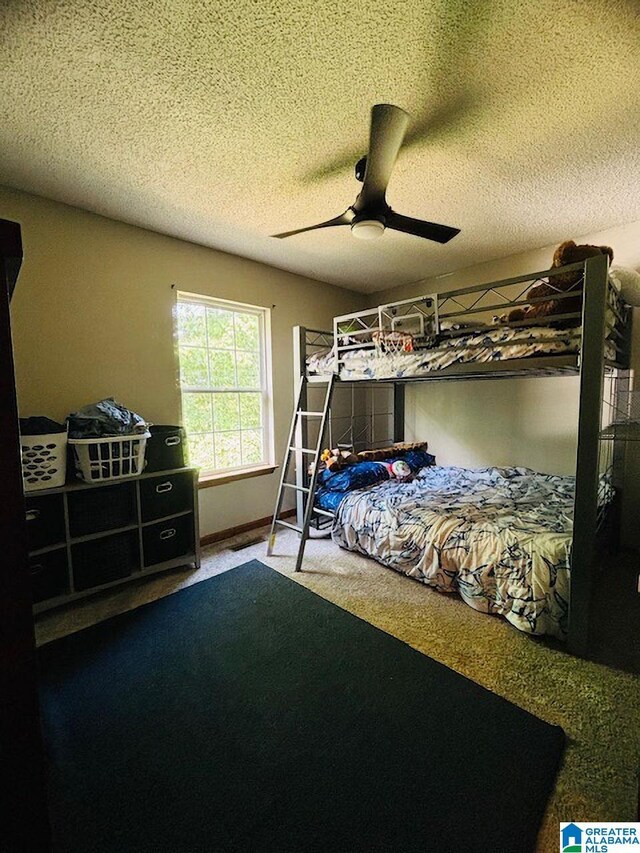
[26,467,200,613]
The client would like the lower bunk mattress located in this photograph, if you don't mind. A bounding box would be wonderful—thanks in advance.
[329,466,577,639]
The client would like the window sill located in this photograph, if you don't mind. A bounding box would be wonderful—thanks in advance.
[198,464,278,490]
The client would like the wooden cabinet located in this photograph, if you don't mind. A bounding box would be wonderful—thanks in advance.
[25,467,200,612]
[1,217,51,847]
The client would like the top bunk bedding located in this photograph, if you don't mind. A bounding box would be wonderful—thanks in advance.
[306,268,626,381]
[308,317,620,381]
[316,324,587,381]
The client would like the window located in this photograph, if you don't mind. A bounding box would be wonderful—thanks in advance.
[176,293,273,477]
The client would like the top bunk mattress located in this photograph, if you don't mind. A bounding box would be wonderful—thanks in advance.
[307,324,586,380]
[338,324,584,380]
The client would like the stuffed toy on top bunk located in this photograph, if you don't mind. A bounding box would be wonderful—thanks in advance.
[507,240,614,324]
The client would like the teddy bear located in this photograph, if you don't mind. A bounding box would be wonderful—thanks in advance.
[507,240,614,324]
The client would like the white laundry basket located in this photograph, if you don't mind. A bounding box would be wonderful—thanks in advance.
[69,432,150,482]
[21,431,68,491]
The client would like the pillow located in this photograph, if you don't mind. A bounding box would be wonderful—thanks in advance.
[357,441,429,462]
[318,460,390,492]
[399,449,436,472]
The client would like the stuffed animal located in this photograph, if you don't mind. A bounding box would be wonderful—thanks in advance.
[371,458,413,481]
[389,459,413,481]
[508,240,614,324]
[317,447,358,472]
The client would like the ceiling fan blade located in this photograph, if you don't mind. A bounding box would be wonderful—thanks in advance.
[272,209,354,239]
[302,91,482,186]
[385,211,460,244]
[355,104,411,211]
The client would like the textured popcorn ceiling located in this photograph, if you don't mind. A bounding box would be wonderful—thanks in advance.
[1,1,640,293]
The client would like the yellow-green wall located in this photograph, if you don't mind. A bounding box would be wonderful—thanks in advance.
[1,186,362,536]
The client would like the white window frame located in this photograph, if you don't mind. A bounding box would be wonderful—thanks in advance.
[176,291,274,477]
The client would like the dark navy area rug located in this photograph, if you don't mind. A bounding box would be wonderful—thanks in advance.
[39,559,565,852]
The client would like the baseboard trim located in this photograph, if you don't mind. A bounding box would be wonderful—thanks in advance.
[200,509,296,547]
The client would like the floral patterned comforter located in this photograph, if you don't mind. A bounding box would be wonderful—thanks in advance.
[332,466,576,638]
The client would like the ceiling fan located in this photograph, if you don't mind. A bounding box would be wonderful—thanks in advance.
[273,103,460,244]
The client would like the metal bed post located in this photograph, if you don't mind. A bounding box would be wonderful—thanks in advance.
[293,327,309,529]
[370,385,374,447]
[568,253,609,656]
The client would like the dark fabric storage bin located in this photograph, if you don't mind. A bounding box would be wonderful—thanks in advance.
[25,494,65,551]
[72,531,139,592]
[140,471,193,522]
[144,425,186,472]
[29,548,69,603]
[68,482,137,537]
[143,514,194,567]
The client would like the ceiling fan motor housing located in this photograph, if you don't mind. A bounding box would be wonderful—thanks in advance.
[350,216,386,239]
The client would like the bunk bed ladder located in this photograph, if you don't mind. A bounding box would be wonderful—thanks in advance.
[267,374,336,571]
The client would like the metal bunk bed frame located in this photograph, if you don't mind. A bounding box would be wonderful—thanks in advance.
[269,254,632,657]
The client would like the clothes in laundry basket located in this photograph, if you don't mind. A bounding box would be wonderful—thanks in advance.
[67,398,148,439]
[19,416,66,435]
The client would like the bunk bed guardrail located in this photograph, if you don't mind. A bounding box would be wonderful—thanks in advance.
[327,258,629,377]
